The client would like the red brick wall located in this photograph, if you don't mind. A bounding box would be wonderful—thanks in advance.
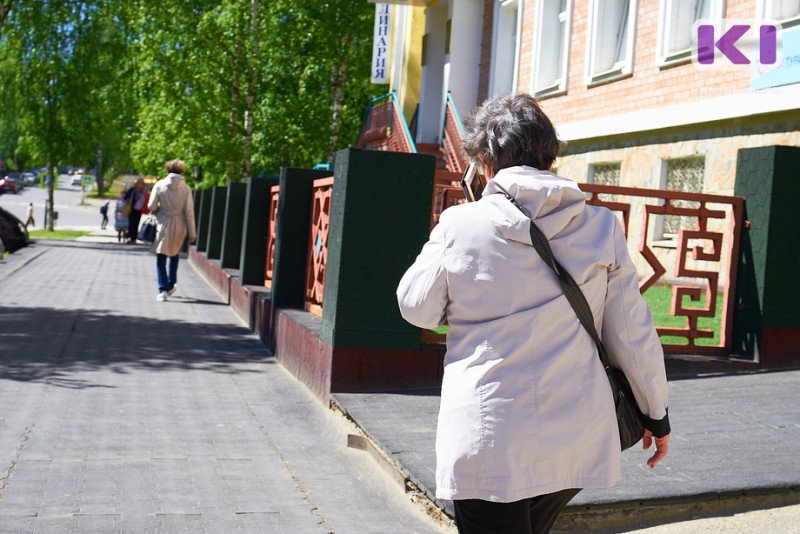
[517,0,754,125]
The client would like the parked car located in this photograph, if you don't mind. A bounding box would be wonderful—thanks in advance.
[6,172,25,191]
[70,174,83,186]
[0,177,20,193]
[0,206,29,253]
[22,172,38,186]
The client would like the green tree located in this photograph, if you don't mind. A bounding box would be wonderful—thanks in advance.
[0,1,13,35]
[0,0,385,193]
[9,0,81,228]
[60,0,136,196]
[255,0,384,173]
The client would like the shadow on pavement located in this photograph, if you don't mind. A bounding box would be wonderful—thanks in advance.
[0,306,276,387]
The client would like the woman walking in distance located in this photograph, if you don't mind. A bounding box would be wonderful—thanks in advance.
[147,159,196,302]
[124,178,147,244]
[397,94,670,533]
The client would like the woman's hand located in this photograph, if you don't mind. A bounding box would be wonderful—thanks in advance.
[642,429,669,469]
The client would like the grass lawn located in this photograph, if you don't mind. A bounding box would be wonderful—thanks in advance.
[426,283,723,347]
[28,229,91,240]
[642,283,722,346]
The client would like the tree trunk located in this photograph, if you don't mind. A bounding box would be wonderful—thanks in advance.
[227,74,241,183]
[0,0,13,35]
[46,158,54,231]
[96,146,105,197]
[241,0,259,182]
[328,34,350,162]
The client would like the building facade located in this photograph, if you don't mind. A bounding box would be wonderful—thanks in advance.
[373,0,800,280]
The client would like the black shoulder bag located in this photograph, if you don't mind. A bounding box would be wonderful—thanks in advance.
[500,192,645,451]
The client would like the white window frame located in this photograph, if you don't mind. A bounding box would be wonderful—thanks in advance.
[533,0,573,96]
[585,0,638,85]
[759,0,800,29]
[657,0,726,66]
[489,0,523,96]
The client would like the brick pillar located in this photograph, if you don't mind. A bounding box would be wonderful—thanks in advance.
[206,186,227,260]
[270,168,333,312]
[320,147,436,350]
[221,182,247,269]
[734,146,800,367]
[196,189,212,253]
[239,176,278,286]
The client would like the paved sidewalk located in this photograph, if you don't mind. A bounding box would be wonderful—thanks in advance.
[334,368,800,531]
[5,233,800,533]
[0,239,450,533]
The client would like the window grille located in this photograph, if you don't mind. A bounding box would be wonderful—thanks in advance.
[664,158,704,235]
[589,162,621,202]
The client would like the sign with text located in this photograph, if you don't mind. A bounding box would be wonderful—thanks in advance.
[751,26,800,89]
[371,4,391,84]
[692,19,783,67]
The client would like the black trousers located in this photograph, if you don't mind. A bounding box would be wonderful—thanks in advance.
[453,488,580,534]
[127,210,142,241]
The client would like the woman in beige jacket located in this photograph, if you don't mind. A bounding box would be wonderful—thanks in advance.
[147,159,197,302]
[397,94,670,533]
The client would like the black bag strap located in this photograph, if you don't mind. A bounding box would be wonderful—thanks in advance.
[496,190,613,370]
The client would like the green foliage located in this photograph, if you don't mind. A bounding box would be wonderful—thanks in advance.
[28,229,91,240]
[0,0,386,185]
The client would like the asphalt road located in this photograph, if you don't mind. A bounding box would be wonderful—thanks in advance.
[0,174,105,229]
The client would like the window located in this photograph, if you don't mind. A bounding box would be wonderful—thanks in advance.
[590,162,621,186]
[658,0,722,64]
[661,157,705,238]
[588,162,621,201]
[587,0,637,83]
[490,0,522,96]
[534,0,572,95]
[763,0,800,28]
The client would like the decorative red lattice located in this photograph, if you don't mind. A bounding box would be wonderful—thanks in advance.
[582,184,744,355]
[264,185,280,287]
[304,177,334,315]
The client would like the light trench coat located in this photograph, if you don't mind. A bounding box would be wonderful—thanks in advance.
[146,173,196,257]
[397,166,670,503]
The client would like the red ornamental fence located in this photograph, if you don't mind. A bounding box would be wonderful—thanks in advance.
[304,176,335,317]
[264,184,280,288]
[271,171,743,358]
[582,183,744,356]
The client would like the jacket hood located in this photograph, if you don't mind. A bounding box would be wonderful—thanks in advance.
[480,166,586,244]
[164,173,185,191]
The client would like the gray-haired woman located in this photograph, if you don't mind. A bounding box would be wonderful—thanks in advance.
[397,94,670,533]
[147,159,197,302]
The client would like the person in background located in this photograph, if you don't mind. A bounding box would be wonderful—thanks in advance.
[114,191,128,243]
[124,178,146,244]
[147,159,196,302]
[396,93,670,534]
[100,201,109,230]
[25,202,35,228]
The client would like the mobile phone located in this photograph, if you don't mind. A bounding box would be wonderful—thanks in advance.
[460,162,486,202]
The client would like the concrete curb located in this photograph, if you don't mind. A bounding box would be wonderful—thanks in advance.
[331,395,800,533]
[554,486,800,533]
